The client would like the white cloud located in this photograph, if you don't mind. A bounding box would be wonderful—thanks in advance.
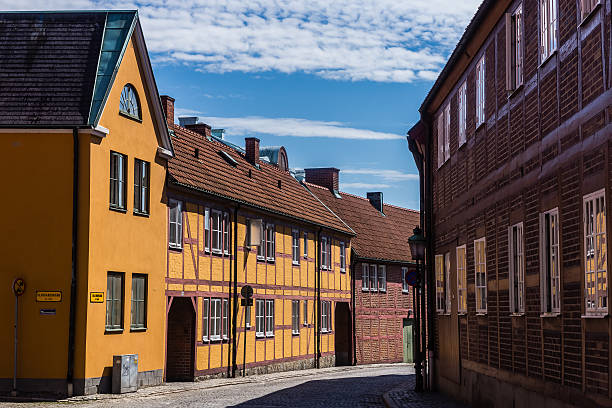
[174,110,403,140]
[341,182,392,189]
[3,0,482,83]
[342,169,419,181]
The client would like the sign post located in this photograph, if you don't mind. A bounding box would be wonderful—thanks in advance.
[11,278,25,397]
[240,285,253,377]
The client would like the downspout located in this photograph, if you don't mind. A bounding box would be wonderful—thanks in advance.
[231,205,240,377]
[315,227,322,368]
[67,128,79,396]
[351,252,357,366]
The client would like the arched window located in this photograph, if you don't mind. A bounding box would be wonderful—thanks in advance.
[119,84,140,119]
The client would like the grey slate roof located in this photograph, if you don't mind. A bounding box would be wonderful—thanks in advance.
[0,11,136,127]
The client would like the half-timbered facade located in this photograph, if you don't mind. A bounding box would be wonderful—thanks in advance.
[409,0,611,407]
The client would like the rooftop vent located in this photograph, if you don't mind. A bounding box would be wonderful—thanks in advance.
[212,129,225,140]
[194,147,199,158]
[178,116,198,127]
[367,192,384,214]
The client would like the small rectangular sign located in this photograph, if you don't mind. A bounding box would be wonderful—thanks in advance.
[36,291,62,302]
[240,298,253,306]
[40,309,56,315]
[90,292,104,303]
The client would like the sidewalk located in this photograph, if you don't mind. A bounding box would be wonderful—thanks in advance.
[382,379,468,408]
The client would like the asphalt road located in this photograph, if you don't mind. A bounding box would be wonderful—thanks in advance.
[2,364,414,408]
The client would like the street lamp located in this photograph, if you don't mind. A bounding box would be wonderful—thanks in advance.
[408,227,426,392]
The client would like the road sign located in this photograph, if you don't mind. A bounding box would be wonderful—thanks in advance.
[240,298,253,307]
[406,269,419,287]
[36,291,62,302]
[90,292,104,303]
[12,278,25,296]
[241,285,253,299]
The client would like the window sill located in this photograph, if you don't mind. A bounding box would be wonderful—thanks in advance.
[133,210,149,218]
[292,261,300,267]
[255,334,265,339]
[582,313,608,319]
[303,255,308,260]
[475,121,486,131]
[130,327,147,332]
[539,49,557,69]
[379,289,386,293]
[540,312,560,318]
[256,256,265,262]
[105,328,123,334]
[212,249,223,256]
[109,206,127,214]
[266,258,275,263]
[245,324,251,330]
[209,337,223,342]
[458,312,467,316]
[507,83,524,99]
[510,312,525,317]
[119,111,143,123]
[579,3,601,27]
[340,268,346,273]
[476,312,487,316]
[265,333,274,338]
[169,244,182,251]
[292,331,300,336]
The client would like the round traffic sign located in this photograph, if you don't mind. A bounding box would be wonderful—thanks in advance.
[240,285,253,299]
[12,278,25,296]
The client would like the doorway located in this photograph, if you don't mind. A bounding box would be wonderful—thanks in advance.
[166,297,195,381]
[334,302,352,366]
[402,318,413,363]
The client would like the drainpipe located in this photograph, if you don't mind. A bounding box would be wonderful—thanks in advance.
[66,128,79,396]
[351,252,357,366]
[231,205,240,377]
[315,227,322,368]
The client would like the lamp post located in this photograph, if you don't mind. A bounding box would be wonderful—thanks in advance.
[408,227,426,393]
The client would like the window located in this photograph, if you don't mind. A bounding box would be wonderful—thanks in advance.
[321,237,329,269]
[169,199,183,249]
[402,267,410,293]
[257,222,265,259]
[506,5,523,91]
[210,298,222,340]
[540,209,560,314]
[244,304,251,328]
[256,299,265,337]
[130,274,147,329]
[509,223,525,314]
[265,224,275,262]
[475,238,487,313]
[540,0,558,62]
[110,151,127,210]
[223,299,229,339]
[265,299,274,336]
[445,253,451,312]
[369,264,378,292]
[292,300,300,334]
[437,108,450,168]
[458,82,467,146]
[292,230,300,264]
[223,213,230,255]
[584,190,607,315]
[321,301,331,332]
[202,298,209,340]
[303,300,308,325]
[133,159,149,215]
[580,0,600,20]
[106,272,123,330]
[119,84,140,119]
[339,242,346,272]
[378,265,387,292]
[303,232,308,258]
[435,255,448,313]
[362,264,370,291]
[204,208,210,252]
[457,245,467,314]
[212,210,223,254]
[476,56,486,127]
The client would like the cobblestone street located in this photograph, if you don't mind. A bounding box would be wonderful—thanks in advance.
[1,364,417,408]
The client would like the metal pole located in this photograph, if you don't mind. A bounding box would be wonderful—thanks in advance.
[414,259,423,392]
[12,295,18,396]
[421,259,427,390]
[242,309,247,377]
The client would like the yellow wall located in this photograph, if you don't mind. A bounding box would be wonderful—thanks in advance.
[82,37,168,380]
[166,193,352,375]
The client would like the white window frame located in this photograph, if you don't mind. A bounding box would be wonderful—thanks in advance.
[110,151,126,210]
[445,253,451,313]
[202,298,210,341]
[210,298,222,340]
[444,105,450,161]
[435,255,446,313]
[476,56,486,127]
[266,224,276,262]
[540,208,560,314]
[255,299,265,337]
[321,236,329,270]
[509,222,526,314]
[401,267,410,293]
[437,107,450,168]
[457,245,467,314]
[169,199,183,249]
[222,298,229,339]
[265,299,274,337]
[204,207,210,252]
[245,304,251,328]
[474,238,487,314]
[292,300,300,334]
[362,264,370,291]
[540,0,558,63]
[378,265,387,292]
[303,232,308,258]
[369,264,378,292]
[292,229,300,265]
[584,189,607,316]
[458,82,467,146]
[223,213,230,255]
[211,210,223,254]
[257,221,265,260]
[303,300,308,326]
[339,242,346,272]
[321,301,331,333]
[506,5,523,91]
[437,114,444,168]
[580,0,600,20]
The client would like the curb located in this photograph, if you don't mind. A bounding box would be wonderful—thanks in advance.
[381,384,405,408]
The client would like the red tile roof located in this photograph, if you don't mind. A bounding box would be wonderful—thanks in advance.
[307,183,420,263]
[167,124,354,235]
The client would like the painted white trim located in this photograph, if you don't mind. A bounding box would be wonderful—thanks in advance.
[157,146,173,159]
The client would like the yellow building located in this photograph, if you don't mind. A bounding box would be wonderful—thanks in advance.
[161,100,355,379]
[0,11,173,396]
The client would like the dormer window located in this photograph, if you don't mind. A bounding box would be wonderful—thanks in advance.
[119,84,140,120]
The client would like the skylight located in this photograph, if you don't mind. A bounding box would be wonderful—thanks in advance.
[218,150,238,167]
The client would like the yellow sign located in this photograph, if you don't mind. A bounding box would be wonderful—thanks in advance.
[90,292,104,303]
[12,278,25,296]
[36,291,62,302]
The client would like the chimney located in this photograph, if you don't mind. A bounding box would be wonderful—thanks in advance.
[245,137,260,164]
[185,123,212,138]
[160,95,175,125]
[367,192,384,214]
[304,168,339,191]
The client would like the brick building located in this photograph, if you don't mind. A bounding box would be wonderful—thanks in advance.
[408,0,611,406]
[306,169,418,365]
[160,97,355,380]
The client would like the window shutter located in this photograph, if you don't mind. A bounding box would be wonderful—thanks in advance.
[505,13,512,91]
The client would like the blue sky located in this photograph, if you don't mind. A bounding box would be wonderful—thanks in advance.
[5,0,481,209]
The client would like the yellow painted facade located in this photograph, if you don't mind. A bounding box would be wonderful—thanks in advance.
[165,192,352,377]
[1,33,170,395]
